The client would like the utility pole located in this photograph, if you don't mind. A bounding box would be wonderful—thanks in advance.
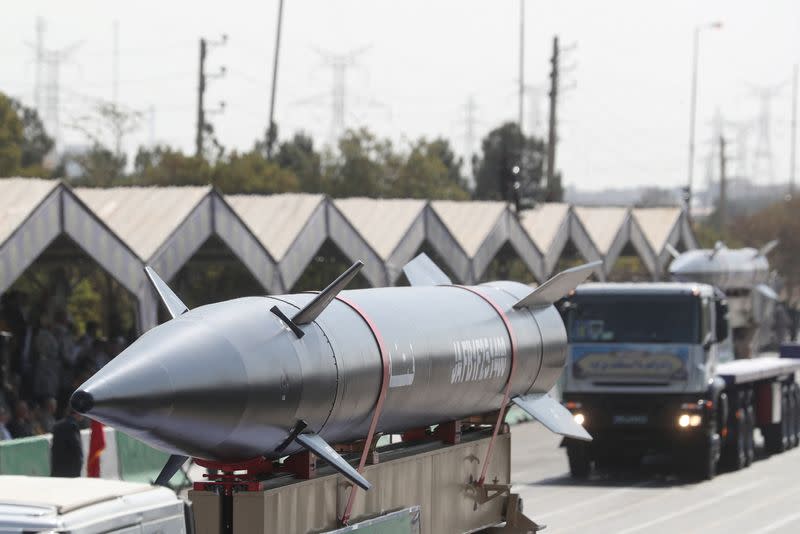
[195,35,226,158]
[546,35,560,189]
[195,38,206,157]
[518,0,525,133]
[35,17,45,112]
[719,135,727,233]
[266,0,285,160]
[791,64,797,196]
[463,95,478,186]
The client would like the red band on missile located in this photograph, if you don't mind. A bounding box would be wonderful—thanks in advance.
[334,294,391,525]
[451,285,518,486]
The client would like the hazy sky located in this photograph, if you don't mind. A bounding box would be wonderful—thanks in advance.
[2,1,799,191]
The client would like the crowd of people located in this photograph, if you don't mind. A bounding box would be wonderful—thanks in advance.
[0,290,130,442]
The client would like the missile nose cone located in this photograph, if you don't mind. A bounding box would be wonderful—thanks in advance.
[70,390,94,413]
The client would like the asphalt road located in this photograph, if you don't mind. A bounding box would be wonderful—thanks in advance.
[510,421,800,534]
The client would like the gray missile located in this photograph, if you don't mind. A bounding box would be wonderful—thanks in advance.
[667,240,777,292]
[71,254,596,491]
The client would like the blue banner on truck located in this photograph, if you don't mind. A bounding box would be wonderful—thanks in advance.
[571,344,689,381]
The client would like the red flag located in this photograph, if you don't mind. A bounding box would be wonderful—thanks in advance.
[87,420,105,477]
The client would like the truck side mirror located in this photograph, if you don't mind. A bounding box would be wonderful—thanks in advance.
[702,331,714,351]
[715,299,729,342]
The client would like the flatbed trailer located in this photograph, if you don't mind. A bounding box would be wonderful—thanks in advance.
[189,426,540,534]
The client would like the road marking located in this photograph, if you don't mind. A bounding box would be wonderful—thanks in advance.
[685,484,800,533]
[535,479,659,519]
[752,511,800,534]
[557,488,668,532]
[615,480,763,534]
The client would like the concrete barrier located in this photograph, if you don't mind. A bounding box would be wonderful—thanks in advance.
[0,435,51,476]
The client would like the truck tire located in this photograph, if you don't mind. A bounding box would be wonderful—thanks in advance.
[690,436,717,481]
[723,408,747,472]
[744,403,755,467]
[566,441,591,479]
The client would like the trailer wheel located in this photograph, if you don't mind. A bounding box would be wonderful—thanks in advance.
[744,403,755,467]
[793,383,800,446]
[781,387,791,451]
[763,394,786,456]
[788,387,798,449]
[566,441,591,479]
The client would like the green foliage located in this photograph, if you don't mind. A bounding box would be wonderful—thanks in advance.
[275,132,324,193]
[212,150,300,194]
[133,145,212,186]
[473,122,548,204]
[390,138,469,200]
[70,145,127,186]
[0,93,24,176]
[10,99,53,169]
[732,198,800,305]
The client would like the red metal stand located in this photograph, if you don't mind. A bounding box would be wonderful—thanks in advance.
[335,295,391,526]
[452,286,518,486]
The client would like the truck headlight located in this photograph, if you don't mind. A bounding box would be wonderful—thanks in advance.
[677,413,702,428]
[574,413,585,426]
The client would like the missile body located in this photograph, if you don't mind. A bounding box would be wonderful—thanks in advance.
[73,255,595,488]
[668,241,779,357]
[668,246,769,291]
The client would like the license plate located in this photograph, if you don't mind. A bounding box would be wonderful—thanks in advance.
[612,414,648,425]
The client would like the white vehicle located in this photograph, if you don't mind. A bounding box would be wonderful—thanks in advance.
[0,476,191,534]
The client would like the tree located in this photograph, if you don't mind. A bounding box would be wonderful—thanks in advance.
[389,138,469,200]
[10,99,53,170]
[473,122,548,207]
[133,145,212,186]
[275,133,324,193]
[637,187,678,207]
[213,150,300,194]
[0,92,24,176]
[324,128,397,197]
[70,145,127,186]
[731,198,800,306]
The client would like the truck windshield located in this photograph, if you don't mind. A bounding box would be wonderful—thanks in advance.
[565,294,701,344]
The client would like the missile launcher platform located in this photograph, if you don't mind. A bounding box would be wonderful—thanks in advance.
[189,425,539,534]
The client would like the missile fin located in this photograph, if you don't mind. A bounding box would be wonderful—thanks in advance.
[295,433,372,490]
[293,261,364,325]
[664,242,680,260]
[154,454,189,487]
[513,261,602,309]
[402,253,452,286]
[145,266,188,319]
[757,239,779,257]
[512,394,592,442]
[755,283,779,300]
[708,241,725,259]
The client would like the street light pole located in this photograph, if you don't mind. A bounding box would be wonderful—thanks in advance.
[686,21,722,214]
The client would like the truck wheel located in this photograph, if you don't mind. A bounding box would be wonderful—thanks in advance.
[723,408,746,472]
[744,404,755,467]
[693,435,718,481]
[566,441,591,479]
